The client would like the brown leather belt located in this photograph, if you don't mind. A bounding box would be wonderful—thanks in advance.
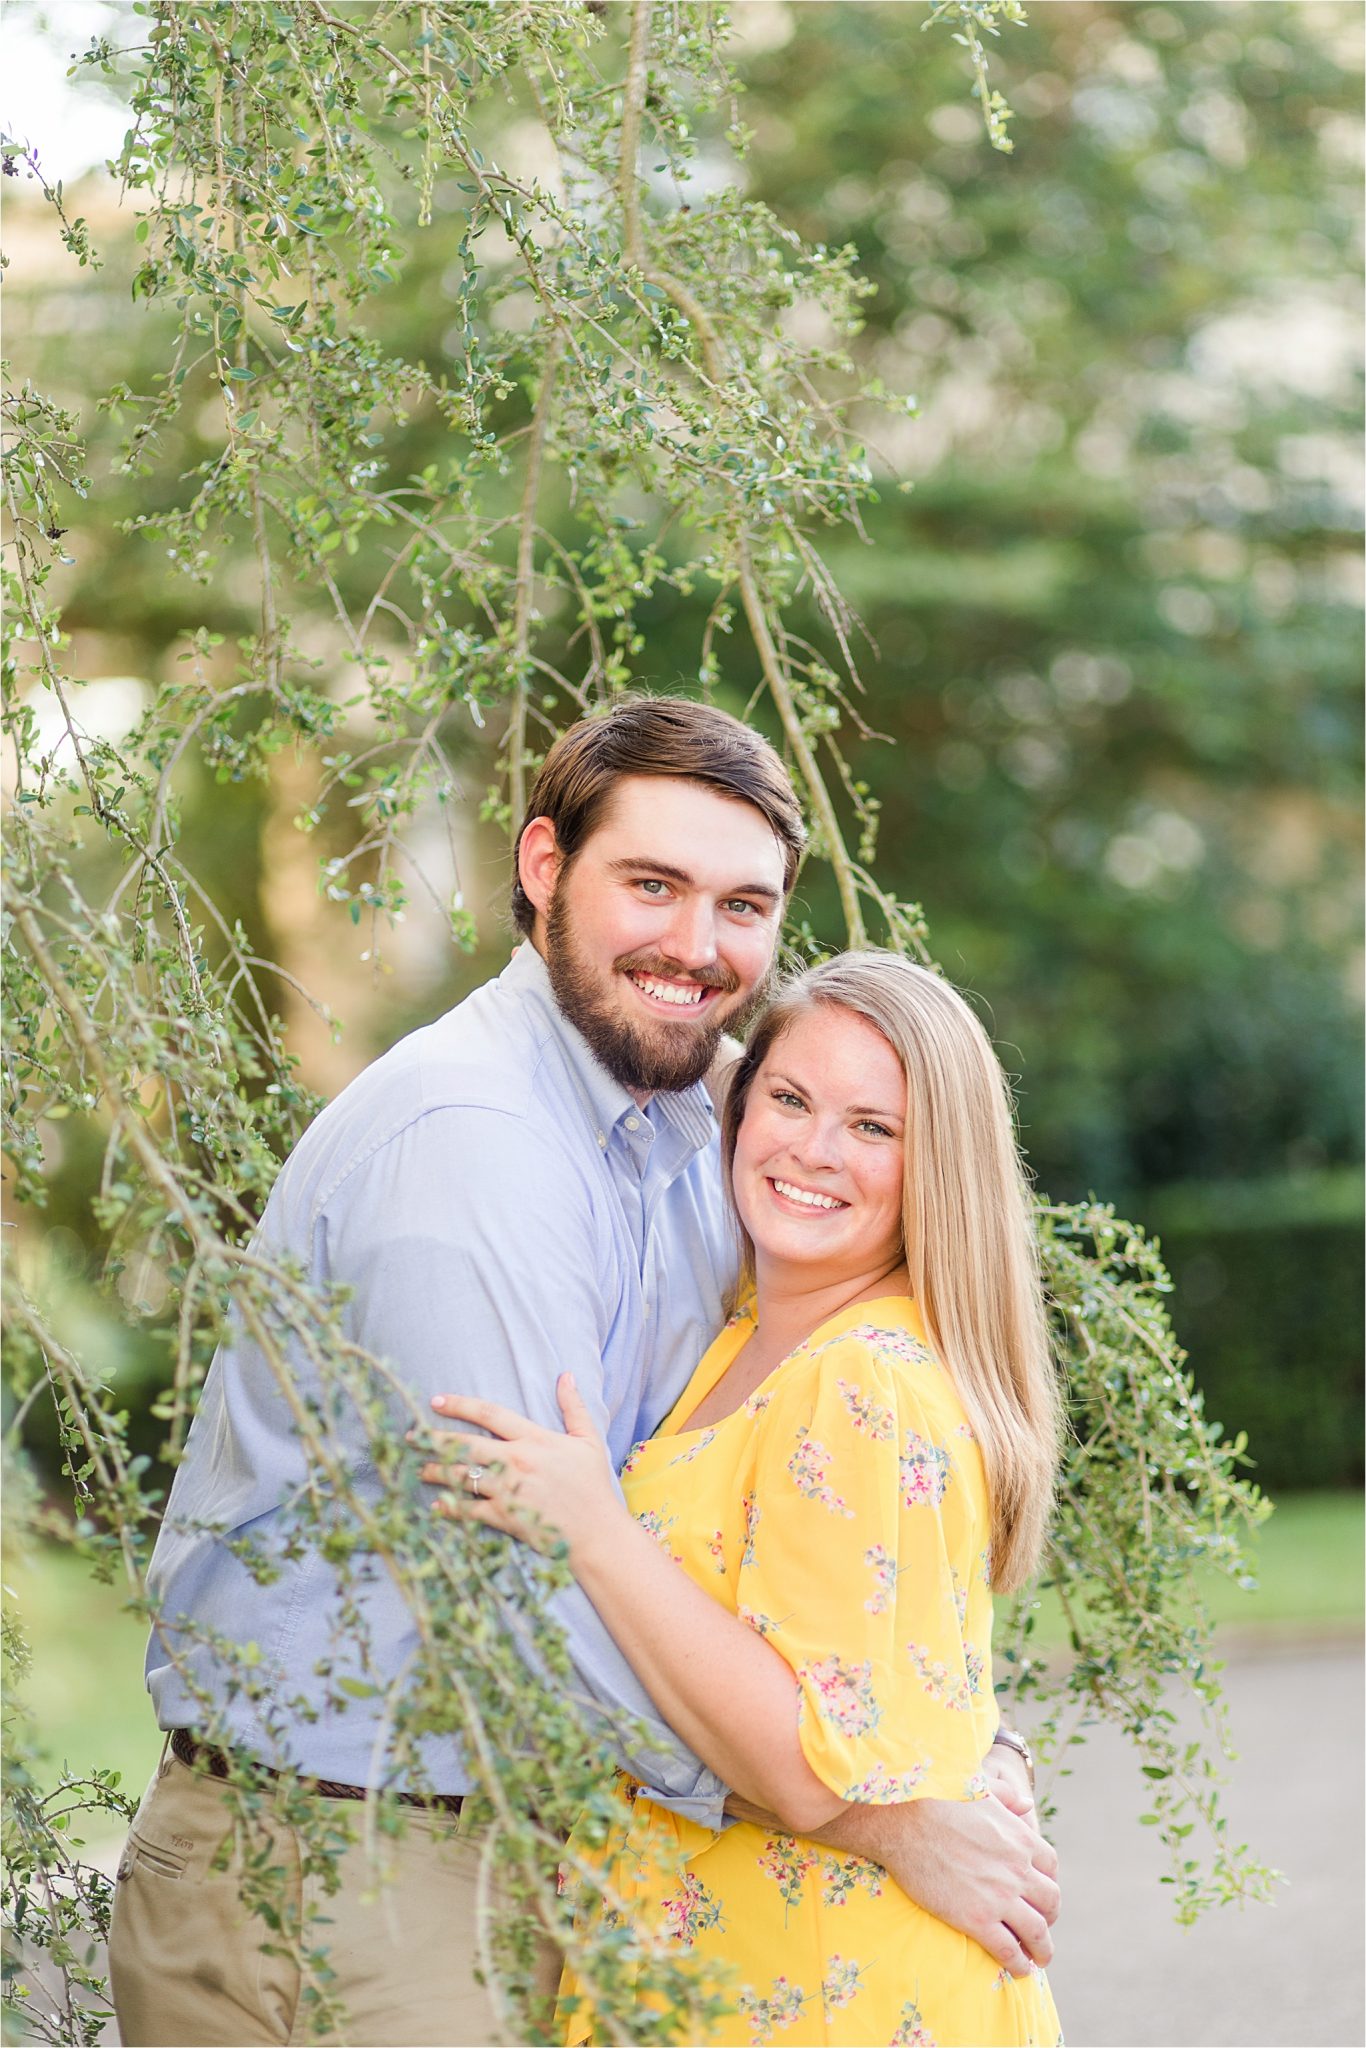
[170,1727,465,1813]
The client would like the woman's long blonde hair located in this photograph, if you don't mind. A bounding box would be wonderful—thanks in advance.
[721,951,1062,1594]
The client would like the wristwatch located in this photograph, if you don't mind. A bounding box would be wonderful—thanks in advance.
[991,1726,1035,1791]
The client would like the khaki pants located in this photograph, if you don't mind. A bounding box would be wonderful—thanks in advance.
[108,1749,561,2046]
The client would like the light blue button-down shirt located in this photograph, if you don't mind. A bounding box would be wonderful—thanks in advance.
[146,945,737,1824]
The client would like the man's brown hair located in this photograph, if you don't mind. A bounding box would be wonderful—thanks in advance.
[510,695,806,934]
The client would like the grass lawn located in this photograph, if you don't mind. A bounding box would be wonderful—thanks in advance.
[1189,1488,1365,1631]
[5,1545,165,1811]
[5,1491,1362,1818]
[1018,1487,1365,1653]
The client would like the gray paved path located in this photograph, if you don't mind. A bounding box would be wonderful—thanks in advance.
[1024,1637,1364,2048]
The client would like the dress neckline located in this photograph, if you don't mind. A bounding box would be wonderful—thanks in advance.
[659,1291,925,1441]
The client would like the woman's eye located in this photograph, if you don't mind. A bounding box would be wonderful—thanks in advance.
[856,1119,895,1139]
[773,1089,805,1109]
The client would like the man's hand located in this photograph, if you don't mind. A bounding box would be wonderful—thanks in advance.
[871,1793,1058,1976]
[763,1786,1059,1979]
[725,1784,1059,1977]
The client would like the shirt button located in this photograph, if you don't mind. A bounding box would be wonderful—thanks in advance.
[643,1300,651,1318]
[597,1131,608,1149]
[625,1117,639,1131]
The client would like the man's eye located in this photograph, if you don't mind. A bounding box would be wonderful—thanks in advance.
[638,879,669,897]
[723,898,760,917]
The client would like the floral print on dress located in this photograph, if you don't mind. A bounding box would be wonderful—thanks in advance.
[819,1851,885,1907]
[821,1955,867,2012]
[991,1961,1048,1992]
[863,1541,902,1615]
[634,1506,682,1562]
[907,1641,974,1711]
[738,1977,809,2042]
[787,1427,855,1517]
[741,1490,761,1567]
[799,1653,883,1739]
[556,1301,1060,2048]
[890,1996,938,2046]
[757,1835,819,1914]
[808,1321,933,1372]
[836,1377,896,1440]
[660,1872,726,1948]
[899,1426,951,1509]
[841,1757,928,1802]
[668,1427,717,1465]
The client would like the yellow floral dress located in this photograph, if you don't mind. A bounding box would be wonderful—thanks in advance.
[560,1294,1060,2048]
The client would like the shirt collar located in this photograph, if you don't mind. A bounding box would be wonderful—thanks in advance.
[501,943,717,1158]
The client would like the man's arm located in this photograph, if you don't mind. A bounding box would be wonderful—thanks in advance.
[806,1790,1058,1976]
[328,1103,727,1824]
[722,1735,1059,1979]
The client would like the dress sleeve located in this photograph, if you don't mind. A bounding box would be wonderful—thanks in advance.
[737,1328,991,1806]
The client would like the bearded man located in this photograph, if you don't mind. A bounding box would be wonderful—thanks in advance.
[110,696,1058,2046]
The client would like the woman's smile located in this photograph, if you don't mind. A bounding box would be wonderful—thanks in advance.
[765,1175,851,1214]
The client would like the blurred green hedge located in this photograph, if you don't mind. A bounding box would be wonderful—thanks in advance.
[1150,1171,1364,1493]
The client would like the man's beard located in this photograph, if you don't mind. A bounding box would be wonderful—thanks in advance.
[544,890,769,1095]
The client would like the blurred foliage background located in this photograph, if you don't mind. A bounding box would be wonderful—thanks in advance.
[7,0,1360,1518]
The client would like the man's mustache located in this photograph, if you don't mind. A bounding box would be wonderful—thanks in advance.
[614,951,740,995]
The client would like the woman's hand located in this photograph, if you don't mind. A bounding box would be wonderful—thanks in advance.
[415,1374,628,1565]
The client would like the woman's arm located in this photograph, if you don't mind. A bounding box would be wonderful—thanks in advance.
[419,1376,846,1835]
[573,1500,846,1834]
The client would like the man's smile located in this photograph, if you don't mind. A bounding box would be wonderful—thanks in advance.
[625,969,716,1014]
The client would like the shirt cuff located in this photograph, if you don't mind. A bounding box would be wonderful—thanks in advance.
[640,1765,730,1832]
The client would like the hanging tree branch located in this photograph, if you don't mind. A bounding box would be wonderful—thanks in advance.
[2,6,1275,2039]
[619,0,868,942]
